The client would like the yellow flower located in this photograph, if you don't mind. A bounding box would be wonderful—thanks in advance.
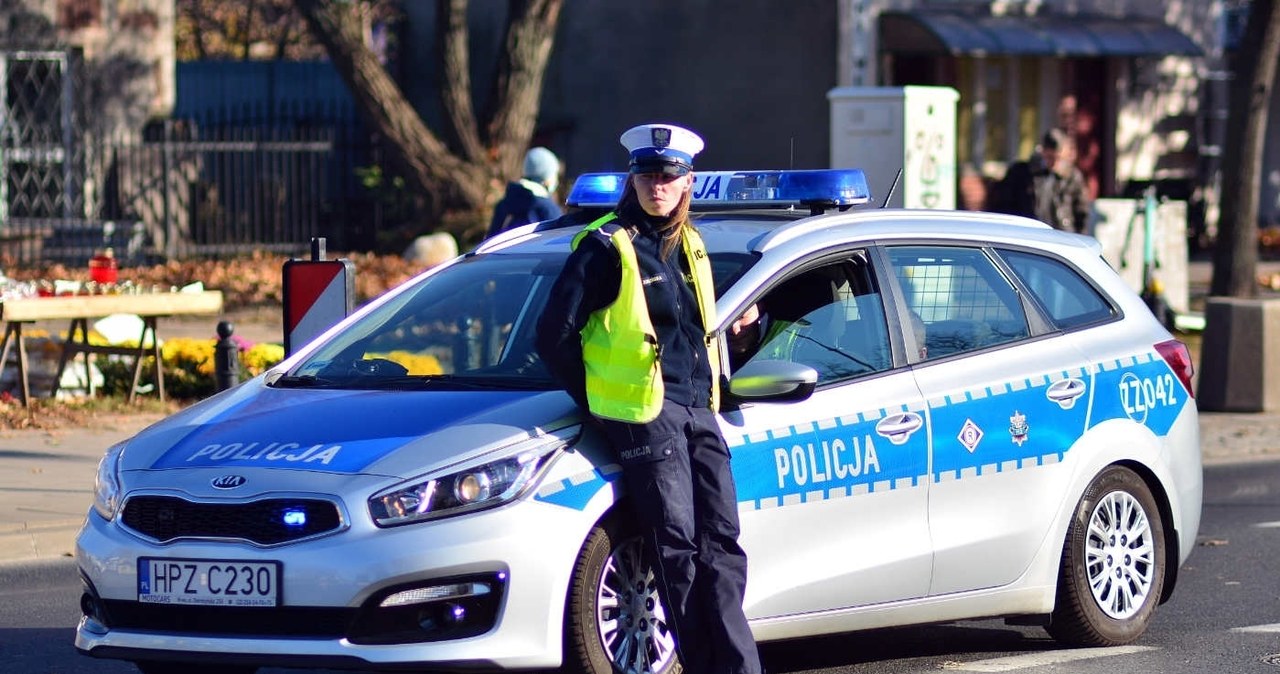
[161,338,217,377]
[243,344,285,375]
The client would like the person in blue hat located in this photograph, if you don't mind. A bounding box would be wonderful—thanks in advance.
[486,146,564,238]
[536,123,763,674]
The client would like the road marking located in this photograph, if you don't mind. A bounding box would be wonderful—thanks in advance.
[1233,623,1280,633]
[941,646,1155,671]
[1253,521,1280,528]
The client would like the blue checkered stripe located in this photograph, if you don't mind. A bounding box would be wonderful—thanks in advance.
[928,366,1091,483]
[534,463,623,510]
[1087,350,1187,436]
[529,350,1186,511]
[727,405,930,511]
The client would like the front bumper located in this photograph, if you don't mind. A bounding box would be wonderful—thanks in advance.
[75,494,589,670]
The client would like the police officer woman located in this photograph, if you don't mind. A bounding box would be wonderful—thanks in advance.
[536,123,762,674]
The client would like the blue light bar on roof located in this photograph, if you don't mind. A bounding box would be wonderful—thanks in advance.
[566,169,873,210]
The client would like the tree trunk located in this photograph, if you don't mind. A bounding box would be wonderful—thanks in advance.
[439,0,485,165]
[295,0,564,240]
[488,0,564,177]
[1212,0,1280,298]
[295,0,492,220]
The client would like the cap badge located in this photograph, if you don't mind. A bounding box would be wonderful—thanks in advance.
[651,127,671,148]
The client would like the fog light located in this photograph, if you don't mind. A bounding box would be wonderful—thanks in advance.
[417,602,466,632]
[380,581,490,608]
[349,573,507,645]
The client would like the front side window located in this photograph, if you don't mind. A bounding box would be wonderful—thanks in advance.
[887,246,1030,360]
[732,253,891,384]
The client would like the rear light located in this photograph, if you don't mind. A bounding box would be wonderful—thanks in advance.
[1154,339,1195,398]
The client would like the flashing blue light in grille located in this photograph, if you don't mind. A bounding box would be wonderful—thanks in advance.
[566,169,872,210]
[281,508,307,527]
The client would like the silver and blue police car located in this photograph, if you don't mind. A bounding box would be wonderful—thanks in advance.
[75,169,1202,674]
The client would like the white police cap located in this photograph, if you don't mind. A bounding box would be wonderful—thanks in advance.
[619,123,704,176]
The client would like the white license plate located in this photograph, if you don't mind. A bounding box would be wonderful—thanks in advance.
[138,557,281,607]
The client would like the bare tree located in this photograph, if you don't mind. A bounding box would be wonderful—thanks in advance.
[176,0,400,61]
[1212,0,1280,298]
[294,0,564,238]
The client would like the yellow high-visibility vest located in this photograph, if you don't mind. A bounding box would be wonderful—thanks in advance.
[572,213,721,422]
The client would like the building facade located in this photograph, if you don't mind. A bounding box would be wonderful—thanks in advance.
[404,1,1236,236]
[857,0,1220,237]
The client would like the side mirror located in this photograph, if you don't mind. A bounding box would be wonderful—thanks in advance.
[727,359,818,403]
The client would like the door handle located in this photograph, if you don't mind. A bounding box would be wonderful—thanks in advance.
[875,411,923,445]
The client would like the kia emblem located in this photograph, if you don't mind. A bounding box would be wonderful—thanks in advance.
[211,475,247,490]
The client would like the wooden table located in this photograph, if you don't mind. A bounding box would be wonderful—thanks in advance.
[0,291,225,405]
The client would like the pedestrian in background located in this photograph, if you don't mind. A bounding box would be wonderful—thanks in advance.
[535,123,763,674]
[486,146,563,238]
[993,128,1092,233]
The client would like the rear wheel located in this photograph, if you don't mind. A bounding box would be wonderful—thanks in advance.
[563,516,681,674]
[1047,466,1166,646]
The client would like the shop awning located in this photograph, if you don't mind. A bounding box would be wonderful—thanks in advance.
[879,11,1204,58]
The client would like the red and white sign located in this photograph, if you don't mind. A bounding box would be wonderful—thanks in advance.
[282,259,354,355]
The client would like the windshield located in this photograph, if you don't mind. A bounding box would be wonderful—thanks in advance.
[277,249,757,391]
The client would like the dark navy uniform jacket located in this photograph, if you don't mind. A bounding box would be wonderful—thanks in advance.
[536,202,713,415]
[487,181,564,239]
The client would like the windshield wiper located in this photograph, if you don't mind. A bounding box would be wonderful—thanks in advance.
[269,374,344,389]
[354,374,554,391]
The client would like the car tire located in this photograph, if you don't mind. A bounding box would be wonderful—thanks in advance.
[135,662,257,674]
[1047,465,1166,646]
[562,515,681,674]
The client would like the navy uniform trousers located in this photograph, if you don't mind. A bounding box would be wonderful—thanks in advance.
[601,399,762,674]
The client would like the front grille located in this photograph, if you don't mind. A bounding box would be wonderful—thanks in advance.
[121,495,343,545]
[102,600,355,637]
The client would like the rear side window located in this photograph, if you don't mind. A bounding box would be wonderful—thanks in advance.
[999,250,1115,329]
[886,246,1030,360]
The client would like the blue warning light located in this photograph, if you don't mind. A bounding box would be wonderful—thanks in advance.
[566,169,872,210]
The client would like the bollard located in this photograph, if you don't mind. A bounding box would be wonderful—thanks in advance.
[214,321,241,391]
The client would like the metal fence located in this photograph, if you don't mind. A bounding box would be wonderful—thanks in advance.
[0,123,341,266]
[172,61,384,256]
[0,53,374,268]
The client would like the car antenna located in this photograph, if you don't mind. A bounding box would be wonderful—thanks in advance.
[881,168,903,208]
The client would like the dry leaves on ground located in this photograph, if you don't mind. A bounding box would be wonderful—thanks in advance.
[0,395,183,431]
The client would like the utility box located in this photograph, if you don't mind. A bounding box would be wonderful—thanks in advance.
[828,86,959,209]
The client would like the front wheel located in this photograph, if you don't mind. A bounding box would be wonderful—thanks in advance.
[562,516,681,674]
[1047,466,1166,646]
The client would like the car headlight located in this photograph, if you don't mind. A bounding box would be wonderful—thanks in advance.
[92,442,127,521]
[369,427,578,527]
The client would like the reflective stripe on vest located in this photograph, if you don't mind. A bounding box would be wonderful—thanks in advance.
[572,213,721,422]
[681,225,722,413]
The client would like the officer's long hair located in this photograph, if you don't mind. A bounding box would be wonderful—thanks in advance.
[617,175,695,258]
